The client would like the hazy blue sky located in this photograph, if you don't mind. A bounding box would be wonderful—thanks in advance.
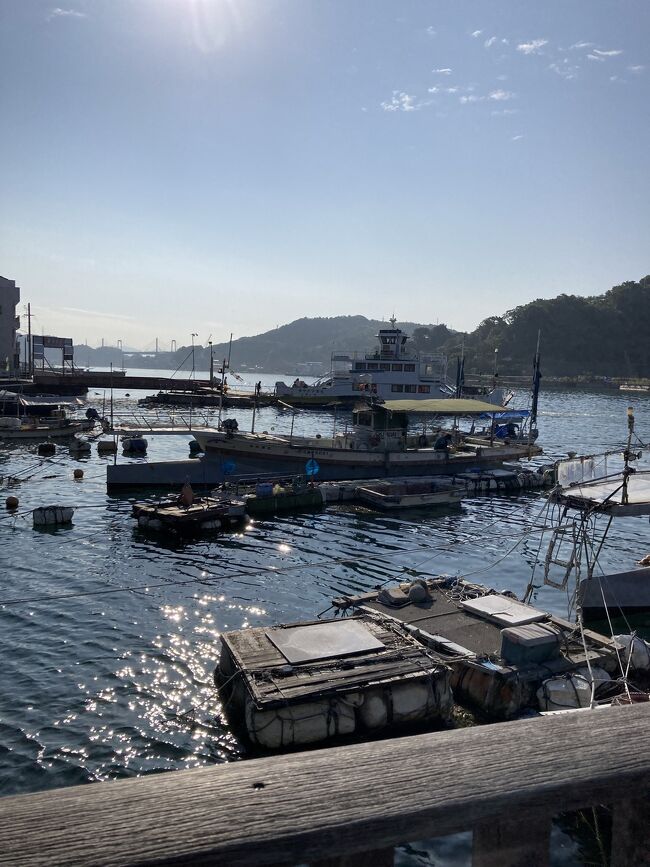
[1,0,648,348]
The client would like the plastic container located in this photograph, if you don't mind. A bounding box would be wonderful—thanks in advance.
[500,623,561,666]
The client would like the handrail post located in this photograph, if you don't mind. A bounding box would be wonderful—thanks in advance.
[611,794,650,867]
[473,813,551,866]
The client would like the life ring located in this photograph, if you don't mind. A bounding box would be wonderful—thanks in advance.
[418,434,427,447]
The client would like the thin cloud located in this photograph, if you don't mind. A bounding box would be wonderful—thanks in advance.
[587,54,605,62]
[491,108,518,116]
[628,65,645,73]
[471,30,482,38]
[592,48,623,57]
[61,306,135,322]
[512,135,524,141]
[484,36,497,48]
[459,94,484,104]
[47,7,86,20]
[488,89,515,101]
[432,68,452,75]
[381,91,422,112]
[426,26,436,37]
[517,39,548,55]
[570,41,594,50]
[549,60,579,80]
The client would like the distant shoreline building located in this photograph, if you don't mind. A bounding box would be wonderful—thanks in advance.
[0,275,20,375]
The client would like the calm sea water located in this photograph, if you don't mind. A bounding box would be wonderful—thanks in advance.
[1,371,649,865]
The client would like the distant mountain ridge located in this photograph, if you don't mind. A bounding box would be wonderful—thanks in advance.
[74,276,650,378]
[75,316,452,374]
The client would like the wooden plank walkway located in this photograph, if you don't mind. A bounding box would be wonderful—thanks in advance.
[1,702,649,866]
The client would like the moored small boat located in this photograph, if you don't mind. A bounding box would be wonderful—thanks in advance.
[355,477,465,510]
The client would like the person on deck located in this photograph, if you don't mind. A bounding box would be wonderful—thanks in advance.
[434,433,453,452]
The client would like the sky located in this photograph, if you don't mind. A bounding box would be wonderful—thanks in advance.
[0,0,648,349]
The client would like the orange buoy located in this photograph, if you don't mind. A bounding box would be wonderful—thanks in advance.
[6,495,19,510]
[73,468,84,480]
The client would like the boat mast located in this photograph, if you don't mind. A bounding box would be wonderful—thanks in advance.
[530,330,542,430]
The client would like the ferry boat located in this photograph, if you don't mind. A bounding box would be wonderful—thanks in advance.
[274,318,508,407]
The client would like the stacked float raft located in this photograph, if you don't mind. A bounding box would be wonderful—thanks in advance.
[132,496,246,534]
[216,614,453,749]
[320,466,554,505]
[332,577,632,720]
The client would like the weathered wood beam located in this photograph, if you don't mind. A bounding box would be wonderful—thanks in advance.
[0,704,649,867]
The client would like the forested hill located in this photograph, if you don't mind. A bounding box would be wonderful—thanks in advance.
[75,276,649,377]
[437,276,650,378]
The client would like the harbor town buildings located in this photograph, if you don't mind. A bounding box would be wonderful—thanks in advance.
[0,275,20,375]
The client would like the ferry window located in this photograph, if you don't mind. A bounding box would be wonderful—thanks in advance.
[380,362,391,371]
[355,362,366,370]
[391,384,404,392]
[356,411,372,426]
[404,363,416,372]
[424,364,433,375]
[367,363,378,371]
[405,384,417,393]
[391,364,403,372]
[417,385,431,393]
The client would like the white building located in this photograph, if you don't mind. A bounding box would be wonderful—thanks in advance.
[0,276,20,375]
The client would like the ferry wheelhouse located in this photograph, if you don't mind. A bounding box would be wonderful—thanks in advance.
[275,319,505,407]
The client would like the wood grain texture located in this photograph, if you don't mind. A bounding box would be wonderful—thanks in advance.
[1,703,649,867]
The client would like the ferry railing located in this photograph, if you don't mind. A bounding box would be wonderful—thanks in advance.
[1,702,648,866]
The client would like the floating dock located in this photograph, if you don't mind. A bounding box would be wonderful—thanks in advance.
[216,615,453,750]
[132,496,246,534]
[332,577,626,719]
[108,457,554,497]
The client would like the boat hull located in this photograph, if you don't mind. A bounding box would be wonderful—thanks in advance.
[192,433,541,482]
[0,422,90,440]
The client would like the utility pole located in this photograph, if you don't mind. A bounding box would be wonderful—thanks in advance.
[27,302,32,377]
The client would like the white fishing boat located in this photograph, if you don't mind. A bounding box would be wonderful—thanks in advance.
[191,399,542,482]
[274,318,509,407]
[0,415,93,440]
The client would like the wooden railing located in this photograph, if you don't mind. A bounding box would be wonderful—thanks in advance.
[1,703,649,867]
